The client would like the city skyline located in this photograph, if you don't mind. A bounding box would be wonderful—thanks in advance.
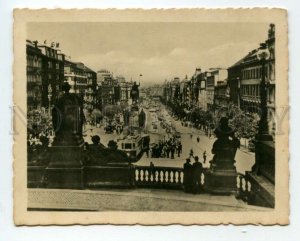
[27,22,270,86]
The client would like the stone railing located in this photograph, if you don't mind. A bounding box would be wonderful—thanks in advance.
[134,166,184,189]
[235,172,253,203]
[134,166,207,190]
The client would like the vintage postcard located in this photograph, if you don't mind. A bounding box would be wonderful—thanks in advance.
[13,9,289,225]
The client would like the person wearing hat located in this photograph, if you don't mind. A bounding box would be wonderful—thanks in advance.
[183,158,193,193]
[192,156,203,194]
[91,135,106,149]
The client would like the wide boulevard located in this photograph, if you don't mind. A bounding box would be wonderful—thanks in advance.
[83,102,255,175]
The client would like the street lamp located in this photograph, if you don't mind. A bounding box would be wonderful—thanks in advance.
[251,43,274,176]
[256,44,272,141]
[47,84,52,118]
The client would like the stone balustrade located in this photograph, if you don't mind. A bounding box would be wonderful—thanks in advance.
[236,172,253,203]
[134,166,207,190]
[28,163,262,207]
[134,166,184,189]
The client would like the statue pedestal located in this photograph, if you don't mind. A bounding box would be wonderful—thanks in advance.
[206,160,237,195]
[45,146,85,189]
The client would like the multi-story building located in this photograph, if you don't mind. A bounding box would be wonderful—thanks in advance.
[190,68,201,109]
[227,24,275,137]
[197,71,210,111]
[101,78,115,105]
[64,60,87,95]
[26,39,99,116]
[180,75,191,108]
[84,66,97,111]
[116,75,133,103]
[206,68,228,110]
[26,40,43,111]
[214,80,230,109]
[97,69,113,86]
[37,42,65,107]
[163,77,180,104]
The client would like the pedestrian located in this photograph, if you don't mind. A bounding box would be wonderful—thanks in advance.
[178,142,182,155]
[192,156,203,194]
[197,136,200,143]
[170,146,175,159]
[150,161,155,178]
[166,146,170,158]
[203,151,207,163]
[190,133,193,139]
[183,158,193,193]
[189,148,194,158]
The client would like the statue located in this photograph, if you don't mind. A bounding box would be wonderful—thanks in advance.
[45,82,86,189]
[206,117,240,194]
[211,117,240,168]
[130,81,140,104]
[51,82,85,146]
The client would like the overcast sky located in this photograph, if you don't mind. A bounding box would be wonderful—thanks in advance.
[27,22,270,86]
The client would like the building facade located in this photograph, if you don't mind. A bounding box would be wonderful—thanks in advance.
[26,40,43,111]
[64,60,87,95]
[214,80,230,109]
[37,43,65,107]
[227,24,276,137]
[206,68,228,110]
[84,66,97,112]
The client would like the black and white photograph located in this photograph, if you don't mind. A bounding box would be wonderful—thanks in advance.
[13,9,289,225]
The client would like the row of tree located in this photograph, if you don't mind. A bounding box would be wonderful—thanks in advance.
[163,100,259,141]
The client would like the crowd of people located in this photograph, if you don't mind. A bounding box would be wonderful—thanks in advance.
[149,137,182,159]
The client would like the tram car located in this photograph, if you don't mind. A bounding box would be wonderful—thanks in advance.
[118,134,150,161]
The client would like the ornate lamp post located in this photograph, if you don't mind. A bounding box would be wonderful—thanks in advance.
[47,84,52,118]
[252,43,274,176]
[256,44,272,141]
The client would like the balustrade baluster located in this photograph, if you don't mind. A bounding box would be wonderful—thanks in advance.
[150,171,154,182]
[135,169,139,182]
[247,181,251,192]
[180,171,183,184]
[175,171,179,183]
[170,171,174,183]
[145,170,149,182]
[165,170,169,183]
[155,170,158,182]
[201,172,204,186]
[160,170,164,184]
[140,170,144,182]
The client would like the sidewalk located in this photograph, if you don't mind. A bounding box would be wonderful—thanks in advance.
[28,188,271,211]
